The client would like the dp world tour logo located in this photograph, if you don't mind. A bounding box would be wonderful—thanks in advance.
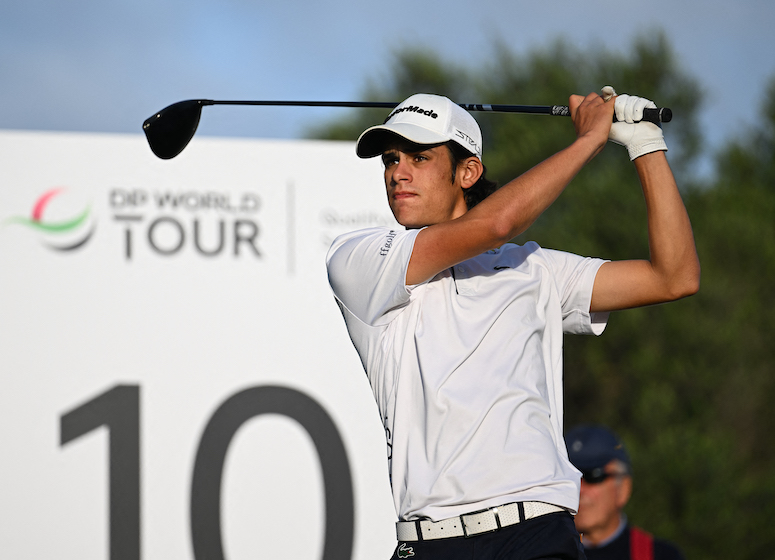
[4,188,95,251]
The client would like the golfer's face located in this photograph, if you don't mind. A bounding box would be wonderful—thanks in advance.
[381,145,468,229]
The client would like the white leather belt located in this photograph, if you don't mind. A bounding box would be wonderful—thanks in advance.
[396,501,566,541]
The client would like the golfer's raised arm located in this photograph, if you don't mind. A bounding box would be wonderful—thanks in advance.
[590,93,700,312]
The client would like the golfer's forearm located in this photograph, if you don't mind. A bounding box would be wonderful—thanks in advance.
[476,134,604,241]
[636,152,700,298]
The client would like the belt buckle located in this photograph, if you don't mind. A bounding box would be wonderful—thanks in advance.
[461,505,502,538]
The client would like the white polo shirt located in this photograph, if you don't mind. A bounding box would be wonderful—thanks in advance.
[326,226,609,522]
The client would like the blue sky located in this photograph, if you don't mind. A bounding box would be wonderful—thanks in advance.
[2,0,773,174]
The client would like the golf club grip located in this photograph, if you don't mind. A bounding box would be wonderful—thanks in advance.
[633,107,672,124]
[553,106,672,123]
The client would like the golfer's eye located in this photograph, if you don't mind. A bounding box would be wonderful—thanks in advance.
[382,154,399,167]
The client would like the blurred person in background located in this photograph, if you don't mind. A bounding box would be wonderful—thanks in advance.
[566,424,685,560]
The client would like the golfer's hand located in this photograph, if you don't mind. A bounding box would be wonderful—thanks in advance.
[609,92,668,160]
[569,92,615,155]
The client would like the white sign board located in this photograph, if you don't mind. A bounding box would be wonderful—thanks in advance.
[0,130,400,560]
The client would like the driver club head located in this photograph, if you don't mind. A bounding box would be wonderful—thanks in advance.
[142,99,207,159]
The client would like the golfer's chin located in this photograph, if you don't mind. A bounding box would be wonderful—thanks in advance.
[391,208,433,230]
[395,217,428,230]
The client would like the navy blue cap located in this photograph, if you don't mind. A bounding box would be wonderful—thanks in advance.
[565,424,631,471]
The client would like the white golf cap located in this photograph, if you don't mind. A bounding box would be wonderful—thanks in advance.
[356,93,483,159]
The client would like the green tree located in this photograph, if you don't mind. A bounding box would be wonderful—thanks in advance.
[308,35,775,560]
[660,76,775,558]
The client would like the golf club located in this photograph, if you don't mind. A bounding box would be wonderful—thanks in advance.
[142,98,673,160]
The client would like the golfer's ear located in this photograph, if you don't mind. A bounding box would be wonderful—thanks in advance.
[460,157,483,189]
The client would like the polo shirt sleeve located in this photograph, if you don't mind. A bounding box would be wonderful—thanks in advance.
[326,227,422,326]
[541,247,609,336]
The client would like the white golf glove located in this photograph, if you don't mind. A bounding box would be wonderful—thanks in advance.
[604,86,668,160]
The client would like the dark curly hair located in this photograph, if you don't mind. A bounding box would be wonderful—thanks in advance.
[446,142,499,210]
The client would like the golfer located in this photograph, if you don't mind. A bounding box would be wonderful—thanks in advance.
[326,89,699,560]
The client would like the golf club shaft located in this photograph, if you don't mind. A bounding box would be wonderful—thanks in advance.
[200,99,566,115]
[196,99,671,122]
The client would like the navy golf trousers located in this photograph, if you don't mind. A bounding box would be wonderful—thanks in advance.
[388,511,586,560]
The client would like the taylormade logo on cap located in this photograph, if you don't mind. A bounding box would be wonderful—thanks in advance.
[384,105,439,122]
[356,93,483,159]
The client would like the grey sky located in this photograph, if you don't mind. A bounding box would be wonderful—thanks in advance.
[2,0,773,174]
